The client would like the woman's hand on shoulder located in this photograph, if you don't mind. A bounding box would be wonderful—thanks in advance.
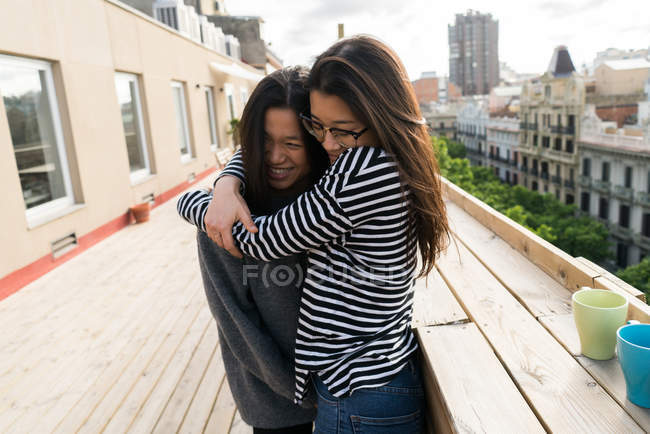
[204,175,257,258]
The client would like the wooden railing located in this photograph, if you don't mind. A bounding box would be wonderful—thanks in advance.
[413,178,650,433]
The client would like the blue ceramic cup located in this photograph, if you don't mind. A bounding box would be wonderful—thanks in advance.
[616,321,650,408]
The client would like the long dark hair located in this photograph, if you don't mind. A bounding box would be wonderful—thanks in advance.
[309,35,450,277]
[238,66,328,213]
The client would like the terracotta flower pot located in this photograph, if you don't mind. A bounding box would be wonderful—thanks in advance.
[131,202,151,223]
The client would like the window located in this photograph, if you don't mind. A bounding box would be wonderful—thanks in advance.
[554,137,562,150]
[583,158,591,176]
[602,162,610,182]
[619,204,630,228]
[581,192,590,212]
[617,243,628,268]
[599,198,609,220]
[624,166,632,188]
[224,83,235,120]
[566,194,574,205]
[566,139,574,153]
[642,213,650,237]
[532,181,538,191]
[115,73,150,182]
[545,85,551,98]
[204,87,219,151]
[240,87,248,108]
[171,81,192,161]
[0,54,74,223]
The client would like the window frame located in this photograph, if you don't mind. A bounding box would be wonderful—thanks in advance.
[115,72,151,184]
[170,81,193,162]
[204,86,219,151]
[0,54,75,225]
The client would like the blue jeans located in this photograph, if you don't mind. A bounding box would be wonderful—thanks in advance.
[312,357,424,434]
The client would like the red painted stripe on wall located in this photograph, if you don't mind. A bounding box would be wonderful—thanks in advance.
[0,165,216,302]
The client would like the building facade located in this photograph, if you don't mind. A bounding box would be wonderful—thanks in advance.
[577,107,650,269]
[456,98,489,166]
[486,116,520,184]
[448,10,499,96]
[412,71,439,105]
[518,46,584,204]
[0,0,262,286]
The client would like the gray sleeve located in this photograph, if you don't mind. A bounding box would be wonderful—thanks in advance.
[196,230,306,405]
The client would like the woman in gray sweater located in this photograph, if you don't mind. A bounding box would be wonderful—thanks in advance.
[178,67,328,433]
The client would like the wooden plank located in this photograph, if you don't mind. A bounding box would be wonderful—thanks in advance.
[176,340,226,434]
[416,324,544,434]
[442,178,650,324]
[125,307,213,433]
[100,305,211,433]
[538,313,581,356]
[0,236,199,425]
[594,277,650,323]
[576,356,650,432]
[446,201,572,317]
[73,286,207,434]
[412,267,468,328]
[49,281,204,434]
[435,239,645,433]
[204,378,237,434]
[576,257,646,302]
[5,272,201,434]
[153,320,219,433]
[229,410,253,434]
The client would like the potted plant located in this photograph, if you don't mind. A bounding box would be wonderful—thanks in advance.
[130,202,151,223]
[227,117,240,148]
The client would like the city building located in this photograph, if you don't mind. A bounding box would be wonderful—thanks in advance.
[206,14,282,73]
[423,104,459,140]
[412,71,439,105]
[488,84,521,116]
[499,62,536,86]
[577,106,650,269]
[456,97,489,166]
[588,47,650,75]
[448,10,499,96]
[518,46,584,204]
[0,0,263,286]
[486,115,520,184]
[586,58,650,128]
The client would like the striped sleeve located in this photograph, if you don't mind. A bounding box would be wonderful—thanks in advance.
[232,146,398,260]
[215,149,247,195]
[176,188,212,232]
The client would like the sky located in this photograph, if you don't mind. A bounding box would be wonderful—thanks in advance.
[226,0,650,81]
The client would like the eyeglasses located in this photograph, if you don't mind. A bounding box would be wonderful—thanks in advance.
[299,113,368,149]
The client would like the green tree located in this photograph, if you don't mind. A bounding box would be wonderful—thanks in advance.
[617,258,650,302]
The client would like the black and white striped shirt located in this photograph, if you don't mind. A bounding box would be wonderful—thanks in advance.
[177,146,419,402]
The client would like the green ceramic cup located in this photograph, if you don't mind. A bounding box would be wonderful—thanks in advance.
[572,287,629,360]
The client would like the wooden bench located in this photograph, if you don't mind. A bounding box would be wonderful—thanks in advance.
[215,147,235,170]
[412,178,650,433]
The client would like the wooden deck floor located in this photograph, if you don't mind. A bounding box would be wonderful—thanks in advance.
[2,176,649,433]
[0,176,251,434]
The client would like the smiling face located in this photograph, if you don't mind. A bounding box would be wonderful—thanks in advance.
[264,107,311,191]
[309,90,378,164]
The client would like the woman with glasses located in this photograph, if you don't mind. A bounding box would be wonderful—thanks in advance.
[185,35,451,433]
[177,67,329,434]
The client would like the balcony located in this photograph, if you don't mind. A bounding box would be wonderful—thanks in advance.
[519,122,527,129]
[564,179,576,189]
[613,185,634,202]
[578,175,591,188]
[2,176,649,434]
[527,123,538,131]
[635,191,650,207]
[551,175,562,185]
[563,125,575,135]
[478,134,487,140]
[593,179,611,194]
[611,223,633,241]
[551,125,562,134]
[520,166,529,173]
[531,167,539,176]
[510,159,518,166]
[635,233,650,250]
[540,172,550,180]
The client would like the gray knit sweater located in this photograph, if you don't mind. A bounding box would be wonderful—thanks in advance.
[194,206,316,429]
